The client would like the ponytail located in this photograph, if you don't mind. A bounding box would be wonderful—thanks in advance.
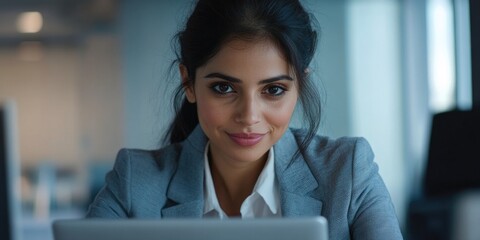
[163,85,198,145]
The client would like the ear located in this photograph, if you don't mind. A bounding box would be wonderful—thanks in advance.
[304,68,310,75]
[179,64,196,103]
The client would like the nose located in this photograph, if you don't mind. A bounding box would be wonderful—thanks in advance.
[234,94,261,126]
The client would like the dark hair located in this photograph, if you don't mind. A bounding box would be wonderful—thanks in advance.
[164,0,321,157]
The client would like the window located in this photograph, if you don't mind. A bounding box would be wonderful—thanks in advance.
[427,0,456,112]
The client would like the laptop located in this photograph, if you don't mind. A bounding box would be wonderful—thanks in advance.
[53,217,328,240]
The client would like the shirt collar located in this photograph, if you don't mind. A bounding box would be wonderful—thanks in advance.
[203,142,280,217]
[252,146,280,214]
[203,142,223,217]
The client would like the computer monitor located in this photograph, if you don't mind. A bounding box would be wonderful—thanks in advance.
[0,100,22,240]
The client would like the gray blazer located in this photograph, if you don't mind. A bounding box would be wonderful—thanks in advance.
[86,126,403,239]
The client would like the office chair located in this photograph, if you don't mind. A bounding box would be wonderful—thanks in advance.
[424,109,480,197]
[408,109,480,240]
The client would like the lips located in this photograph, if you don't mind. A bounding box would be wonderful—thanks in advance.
[227,132,266,147]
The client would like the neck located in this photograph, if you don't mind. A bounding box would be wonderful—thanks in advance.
[209,151,268,216]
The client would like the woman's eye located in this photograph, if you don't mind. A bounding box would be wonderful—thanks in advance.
[264,86,286,96]
[211,83,234,94]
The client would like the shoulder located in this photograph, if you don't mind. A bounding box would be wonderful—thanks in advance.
[289,129,401,238]
[287,128,376,182]
[87,145,185,218]
[112,143,184,183]
[289,128,373,162]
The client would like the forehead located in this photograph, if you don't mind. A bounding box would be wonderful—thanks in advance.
[197,38,291,79]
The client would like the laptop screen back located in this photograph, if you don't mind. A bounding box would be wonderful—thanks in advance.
[53,217,328,240]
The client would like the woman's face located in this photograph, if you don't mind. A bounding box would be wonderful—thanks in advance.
[183,39,298,167]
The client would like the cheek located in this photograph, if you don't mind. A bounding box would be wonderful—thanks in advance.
[196,98,229,129]
[265,97,297,129]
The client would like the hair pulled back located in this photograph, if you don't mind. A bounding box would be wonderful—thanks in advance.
[165,0,321,156]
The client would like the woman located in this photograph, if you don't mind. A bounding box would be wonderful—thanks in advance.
[86,0,403,239]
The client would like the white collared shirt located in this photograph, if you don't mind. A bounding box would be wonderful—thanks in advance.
[203,142,281,219]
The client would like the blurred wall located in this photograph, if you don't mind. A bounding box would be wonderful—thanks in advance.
[0,44,82,168]
[0,35,123,168]
[120,0,191,149]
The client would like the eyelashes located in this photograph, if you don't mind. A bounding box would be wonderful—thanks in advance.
[210,82,234,94]
[262,85,286,96]
[208,82,288,97]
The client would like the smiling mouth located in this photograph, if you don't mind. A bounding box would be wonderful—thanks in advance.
[227,132,266,147]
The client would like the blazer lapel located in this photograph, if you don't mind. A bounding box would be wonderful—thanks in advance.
[274,129,323,217]
[280,192,323,217]
[161,127,323,218]
[161,126,207,218]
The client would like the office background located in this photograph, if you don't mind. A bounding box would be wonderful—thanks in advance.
[0,0,477,239]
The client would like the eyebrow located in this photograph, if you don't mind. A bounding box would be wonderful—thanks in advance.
[204,72,293,84]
